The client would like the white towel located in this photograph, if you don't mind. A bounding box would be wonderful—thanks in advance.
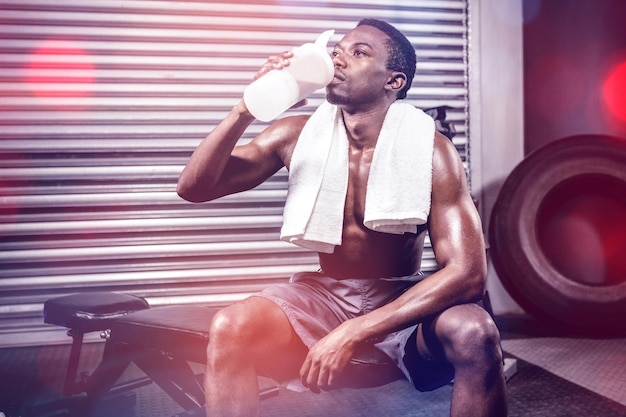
[280,100,435,253]
[363,101,435,233]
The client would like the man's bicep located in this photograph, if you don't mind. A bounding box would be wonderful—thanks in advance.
[210,141,284,198]
[427,134,485,267]
[428,194,484,266]
[209,115,305,199]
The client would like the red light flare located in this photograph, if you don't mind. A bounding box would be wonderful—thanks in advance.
[602,60,626,123]
[24,39,95,102]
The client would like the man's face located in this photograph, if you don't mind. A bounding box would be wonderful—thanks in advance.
[326,25,392,106]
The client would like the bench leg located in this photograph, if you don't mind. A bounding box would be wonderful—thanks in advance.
[22,340,147,417]
[132,348,205,411]
[63,330,85,396]
[81,338,136,401]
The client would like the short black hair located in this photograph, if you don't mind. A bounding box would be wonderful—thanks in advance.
[357,18,416,100]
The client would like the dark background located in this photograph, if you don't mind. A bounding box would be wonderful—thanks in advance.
[523,0,626,153]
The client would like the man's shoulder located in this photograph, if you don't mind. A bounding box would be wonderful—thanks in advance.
[269,114,310,140]
[431,130,466,189]
[283,113,311,129]
[432,130,458,159]
[265,114,311,166]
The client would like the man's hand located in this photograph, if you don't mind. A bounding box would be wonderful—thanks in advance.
[299,320,362,393]
[251,50,308,109]
[253,50,293,80]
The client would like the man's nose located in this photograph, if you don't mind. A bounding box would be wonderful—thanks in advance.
[332,53,345,67]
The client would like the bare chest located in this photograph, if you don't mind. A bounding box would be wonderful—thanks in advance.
[344,146,374,223]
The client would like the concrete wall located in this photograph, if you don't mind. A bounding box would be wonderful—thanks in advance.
[471,0,626,315]
[523,0,626,153]
[469,0,525,314]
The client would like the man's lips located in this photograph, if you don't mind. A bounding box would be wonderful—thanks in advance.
[333,71,345,82]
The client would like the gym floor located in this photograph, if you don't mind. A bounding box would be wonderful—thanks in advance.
[0,314,624,417]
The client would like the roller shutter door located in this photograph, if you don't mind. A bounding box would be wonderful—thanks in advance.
[0,0,470,347]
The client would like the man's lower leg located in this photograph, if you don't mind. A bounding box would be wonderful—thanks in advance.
[204,342,262,417]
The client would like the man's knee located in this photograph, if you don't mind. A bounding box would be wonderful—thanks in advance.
[436,305,503,366]
[206,297,297,357]
[208,301,262,350]
[206,297,306,380]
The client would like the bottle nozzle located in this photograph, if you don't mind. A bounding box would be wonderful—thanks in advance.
[314,30,335,49]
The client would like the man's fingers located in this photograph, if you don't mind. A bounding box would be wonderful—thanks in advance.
[252,51,294,80]
[300,354,325,394]
[299,356,317,391]
[317,366,332,391]
[299,356,311,385]
[302,359,339,392]
[305,366,322,394]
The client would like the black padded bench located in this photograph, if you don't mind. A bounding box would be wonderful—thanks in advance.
[22,292,151,417]
[36,291,403,417]
[110,304,404,413]
[43,292,150,396]
[109,305,283,411]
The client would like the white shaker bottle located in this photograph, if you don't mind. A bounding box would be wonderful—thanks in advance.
[243,30,335,122]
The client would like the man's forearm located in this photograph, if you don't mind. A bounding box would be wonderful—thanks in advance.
[351,266,485,344]
[177,100,255,202]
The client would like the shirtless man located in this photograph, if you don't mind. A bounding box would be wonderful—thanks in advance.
[177,19,508,417]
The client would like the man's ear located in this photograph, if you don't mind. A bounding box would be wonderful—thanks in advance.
[385,72,407,94]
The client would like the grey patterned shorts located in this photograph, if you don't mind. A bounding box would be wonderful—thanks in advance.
[255,270,453,391]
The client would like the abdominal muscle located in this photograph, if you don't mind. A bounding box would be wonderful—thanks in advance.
[318,221,426,280]
[316,144,428,279]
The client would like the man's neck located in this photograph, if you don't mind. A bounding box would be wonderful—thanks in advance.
[341,105,389,150]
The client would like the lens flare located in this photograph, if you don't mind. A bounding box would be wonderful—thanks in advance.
[25,39,95,101]
[602,61,626,123]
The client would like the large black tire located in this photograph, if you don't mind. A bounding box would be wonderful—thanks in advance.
[489,135,626,336]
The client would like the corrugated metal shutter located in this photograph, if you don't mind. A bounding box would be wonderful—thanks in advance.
[0,0,469,347]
